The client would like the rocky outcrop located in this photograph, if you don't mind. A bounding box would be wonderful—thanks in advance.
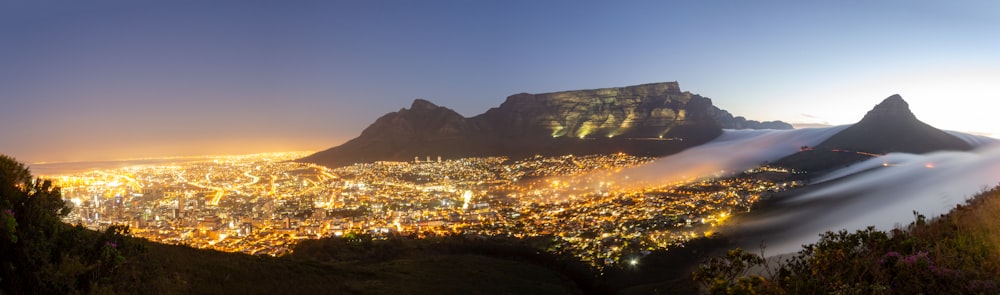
[300,82,792,167]
[473,82,791,139]
[476,82,726,139]
[857,94,916,121]
[358,99,474,143]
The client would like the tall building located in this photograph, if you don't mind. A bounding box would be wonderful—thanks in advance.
[193,192,203,211]
[177,192,185,218]
[114,195,124,219]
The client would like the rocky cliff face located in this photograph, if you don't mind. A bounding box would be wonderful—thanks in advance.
[300,82,793,167]
[474,82,791,139]
[477,82,717,139]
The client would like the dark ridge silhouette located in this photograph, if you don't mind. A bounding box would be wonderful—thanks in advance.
[300,82,791,167]
[775,95,972,173]
[818,94,971,154]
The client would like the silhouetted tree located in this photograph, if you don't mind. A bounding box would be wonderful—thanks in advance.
[1,154,144,294]
[0,154,71,293]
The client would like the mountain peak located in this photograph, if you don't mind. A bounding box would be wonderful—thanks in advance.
[862,94,915,121]
[300,82,792,167]
[881,94,906,105]
[410,99,439,111]
[776,94,972,172]
[811,94,970,156]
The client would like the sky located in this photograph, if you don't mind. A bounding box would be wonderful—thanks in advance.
[2,0,999,163]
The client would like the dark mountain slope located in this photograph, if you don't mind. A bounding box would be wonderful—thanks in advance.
[818,94,971,154]
[776,94,972,173]
[301,82,791,167]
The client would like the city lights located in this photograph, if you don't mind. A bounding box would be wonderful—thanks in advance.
[51,151,799,266]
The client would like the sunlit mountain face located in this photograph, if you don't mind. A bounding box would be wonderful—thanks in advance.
[299,82,790,168]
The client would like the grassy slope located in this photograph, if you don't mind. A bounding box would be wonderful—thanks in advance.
[110,241,581,295]
[913,186,1000,277]
[690,185,1000,294]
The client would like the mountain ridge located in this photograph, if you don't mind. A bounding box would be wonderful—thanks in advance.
[775,94,972,172]
[816,94,972,154]
[301,82,792,167]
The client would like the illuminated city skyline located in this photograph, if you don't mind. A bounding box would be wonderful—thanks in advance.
[2,1,999,163]
[50,151,787,266]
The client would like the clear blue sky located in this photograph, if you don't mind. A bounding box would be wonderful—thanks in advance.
[2,0,998,162]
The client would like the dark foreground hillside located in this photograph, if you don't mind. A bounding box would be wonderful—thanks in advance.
[112,240,583,295]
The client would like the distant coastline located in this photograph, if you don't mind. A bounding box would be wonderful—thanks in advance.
[29,158,209,176]
[29,151,313,176]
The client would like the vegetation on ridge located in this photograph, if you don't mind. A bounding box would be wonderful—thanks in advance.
[694,185,1000,294]
[1,154,145,294]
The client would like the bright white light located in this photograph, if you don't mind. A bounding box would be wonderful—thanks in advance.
[462,190,472,210]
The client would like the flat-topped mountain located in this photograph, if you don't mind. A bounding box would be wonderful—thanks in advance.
[301,82,791,167]
[776,94,973,172]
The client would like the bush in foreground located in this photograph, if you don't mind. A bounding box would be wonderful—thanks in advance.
[1,154,145,294]
[695,186,1000,294]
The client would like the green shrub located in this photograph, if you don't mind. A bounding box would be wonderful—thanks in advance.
[695,186,1000,295]
[0,154,145,294]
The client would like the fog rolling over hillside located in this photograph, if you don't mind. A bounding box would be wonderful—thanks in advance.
[742,141,1000,254]
[481,93,999,258]
[595,119,995,255]
[603,126,848,189]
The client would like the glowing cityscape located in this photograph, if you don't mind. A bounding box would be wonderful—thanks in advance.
[49,151,799,267]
